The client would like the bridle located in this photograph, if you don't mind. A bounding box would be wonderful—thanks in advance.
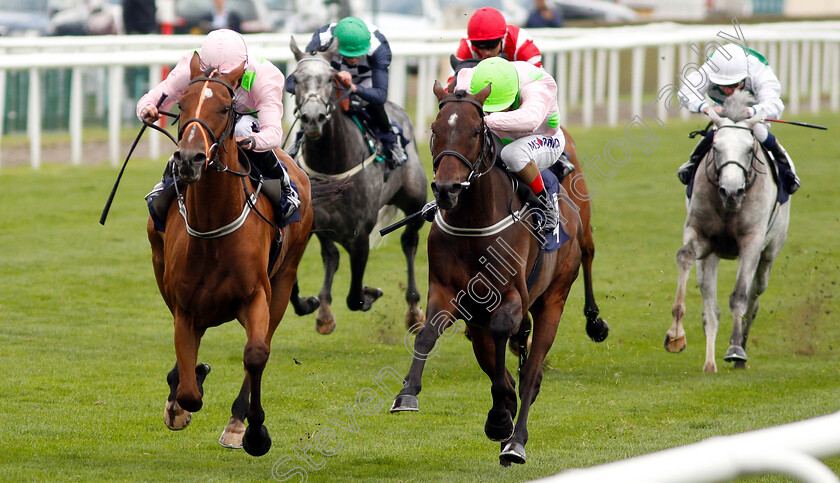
[178,72,240,170]
[706,124,761,190]
[432,95,496,188]
[291,56,338,122]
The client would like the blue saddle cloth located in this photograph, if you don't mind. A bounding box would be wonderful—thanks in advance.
[539,168,571,253]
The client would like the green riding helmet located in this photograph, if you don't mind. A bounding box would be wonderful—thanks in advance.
[470,57,519,112]
[334,17,371,58]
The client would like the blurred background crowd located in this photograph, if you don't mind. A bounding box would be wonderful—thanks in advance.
[2,0,838,38]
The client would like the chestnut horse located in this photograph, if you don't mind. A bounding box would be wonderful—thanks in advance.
[391,83,588,465]
[147,53,312,456]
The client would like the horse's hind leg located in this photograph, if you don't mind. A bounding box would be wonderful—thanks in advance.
[316,234,340,334]
[735,252,776,369]
[164,361,211,430]
[290,279,319,316]
[346,234,383,312]
[580,226,608,342]
[400,215,425,332]
[219,376,249,449]
[697,256,721,373]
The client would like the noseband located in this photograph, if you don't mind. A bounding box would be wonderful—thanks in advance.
[178,73,238,166]
[432,95,496,187]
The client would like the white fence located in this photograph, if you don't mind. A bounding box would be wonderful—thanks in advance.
[0,21,839,168]
[539,410,840,483]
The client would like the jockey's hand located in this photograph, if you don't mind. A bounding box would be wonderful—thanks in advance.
[236,136,256,150]
[140,105,160,123]
[714,106,724,114]
[335,71,354,90]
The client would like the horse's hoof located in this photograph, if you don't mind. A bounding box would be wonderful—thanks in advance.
[484,411,514,442]
[163,400,191,430]
[733,360,747,370]
[390,394,419,412]
[219,417,245,449]
[352,286,384,311]
[196,363,211,377]
[243,425,271,457]
[586,317,609,342]
[664,334,686,353]
[500,441,527,465]
[294,296,320,316]
[316,314,336,335]
[724,345,747,363]
[703,361,718,373]
[405,306,425,333]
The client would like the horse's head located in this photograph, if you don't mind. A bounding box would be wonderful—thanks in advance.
[290,37,339,140]
[429,81,493,210]
[707,91,763,211]
[174,52,244,184]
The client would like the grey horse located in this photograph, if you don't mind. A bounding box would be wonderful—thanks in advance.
[666,91,790,372]
[287,38,428,334]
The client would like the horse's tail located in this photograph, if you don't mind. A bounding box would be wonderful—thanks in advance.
[309,176,351,222]
[370,205,401,249]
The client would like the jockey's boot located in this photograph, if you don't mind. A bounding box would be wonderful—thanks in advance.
[250,149,301,222]
[763,135,800,194]
[286,130,304,159]
[678,131,715,185]
[145,155,175,204]
[536,189,559,234]
[553,153,575,183]
[380,126,408,170]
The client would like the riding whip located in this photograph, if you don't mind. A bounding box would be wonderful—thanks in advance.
[99,94,167,225]
[763,119,828,130]
[379,201,436,236]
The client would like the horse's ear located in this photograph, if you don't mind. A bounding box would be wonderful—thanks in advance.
[222,61,246,88]
[290,36,304,62]
[743,109,764,128]
[323,40,339,61]
[474,83,492,106]
[707,107,725,128]
[189,51,202,79]
[433,81,447,102]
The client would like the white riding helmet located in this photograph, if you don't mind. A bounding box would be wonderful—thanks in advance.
[707,43,749,86]
[199,29,248,74]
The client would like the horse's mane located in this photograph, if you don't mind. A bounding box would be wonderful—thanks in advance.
[721,90,756,122]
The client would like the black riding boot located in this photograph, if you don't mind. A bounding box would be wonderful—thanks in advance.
[762,134,800,194]
[678,130,714,185]
[550,153,575,183]
[379,127,407,169]
[248,149,301,222]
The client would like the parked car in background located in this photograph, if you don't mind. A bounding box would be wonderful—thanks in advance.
[543,0,638,23]
[174,0,274,34]
[0,0,51,36]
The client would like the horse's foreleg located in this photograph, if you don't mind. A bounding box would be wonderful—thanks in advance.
[725,237,763,366]
[502,294,566,466]
[239,289,272,457]
[667,227,709,353]
[316,235,340,334]
[485,297,520,444]
[173,311,206,413]
[391,294,457,412]
[401,217,425,332]
[742,253,775,355]
[697,256,721,373]
[346,234,382,312]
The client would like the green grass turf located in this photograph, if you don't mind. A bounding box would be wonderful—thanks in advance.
[0,111,838,482]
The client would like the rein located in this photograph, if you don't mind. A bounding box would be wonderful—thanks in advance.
[705,124,761,190]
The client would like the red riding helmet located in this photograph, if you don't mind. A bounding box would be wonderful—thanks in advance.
[467,7,506,41]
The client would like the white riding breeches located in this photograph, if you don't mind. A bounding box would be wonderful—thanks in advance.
[500,132,567,172]
[235,114,259,138]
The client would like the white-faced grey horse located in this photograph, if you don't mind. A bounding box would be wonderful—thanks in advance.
[287,38,428,334]
[666,91,790,372]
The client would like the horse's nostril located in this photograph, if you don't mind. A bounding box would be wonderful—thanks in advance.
[719,187,727,196]
[737,188,745,196]
[317,113,326,123]
[301,113,311,124]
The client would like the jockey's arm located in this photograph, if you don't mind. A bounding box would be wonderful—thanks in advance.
[245,62,286,151]
[676,64,713,114]
[352,45,391,106]
[137,53,191,122]
[750,60,784,120]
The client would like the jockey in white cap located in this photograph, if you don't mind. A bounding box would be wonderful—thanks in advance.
[677,43,800,194]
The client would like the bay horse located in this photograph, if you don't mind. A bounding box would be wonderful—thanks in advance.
[391,82,587,465]
[666,91,790,372]
[147,52,313,456]
[287,38,428,334]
